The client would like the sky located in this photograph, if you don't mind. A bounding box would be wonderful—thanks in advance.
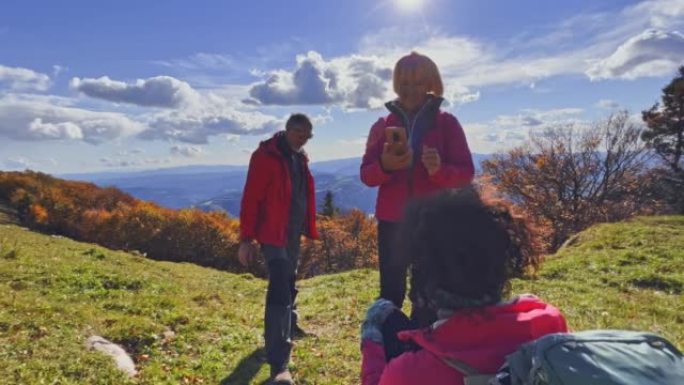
[1,0,683,174]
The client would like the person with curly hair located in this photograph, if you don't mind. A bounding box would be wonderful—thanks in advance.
[360,188,567,385]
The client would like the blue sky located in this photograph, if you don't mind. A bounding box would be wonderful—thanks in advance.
[1,0,683,173]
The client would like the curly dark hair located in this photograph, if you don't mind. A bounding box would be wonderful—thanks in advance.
[400,187,541,311]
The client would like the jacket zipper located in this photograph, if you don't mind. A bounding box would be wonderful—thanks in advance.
[399,101,430,198]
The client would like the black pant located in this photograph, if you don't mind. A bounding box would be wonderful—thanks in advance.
[381,309,417,361]
[261,235,300,373]
[378,220,437,327]
[378,220,407,308]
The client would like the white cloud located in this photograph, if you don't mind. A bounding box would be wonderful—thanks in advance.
[493,109,583,129]
[76,0,676,119]
[4,156,33,169]
[152,40,305,88]
[361,31,489,103]
[521,116,544,127]
[155,53,235,70]
[247,33,490,109]
[6,0,680,154]
[70,75,201,108]
[0,65,51,91]
[247,27,595,110]
[359,28,488,68]
[52,65,66,77]
[587,29,684,80]
[170,145,203,158]
[483,132,501,143]
[504,131,527,141]
[309,110,334,126]
[117,148,145,156]
[99,157,171,168]
[596,99,621,109]
[464,108,587,151]
[337,137,367,146]
[139,99,282,144]
[0,94,145,143]
[247,51,393,109]
[354,1,684,100]
[4,156,57,170]
[445,84,480,105]
[28,118,84,140]
[358,27,581,93]
[65,74,285,144]
[626,0,684,30]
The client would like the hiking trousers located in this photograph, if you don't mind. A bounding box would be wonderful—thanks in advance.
[378,220,436,327]
[261,233,301,373]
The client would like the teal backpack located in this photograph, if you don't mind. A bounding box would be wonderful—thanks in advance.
[439,330,684,385]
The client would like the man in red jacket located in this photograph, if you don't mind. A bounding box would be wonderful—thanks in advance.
[238,113,318,385]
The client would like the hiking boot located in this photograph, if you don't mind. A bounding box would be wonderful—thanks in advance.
[291,324,316,340]
[270,369,294,385]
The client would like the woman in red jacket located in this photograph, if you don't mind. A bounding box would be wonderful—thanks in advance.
[360,52,474,324]
[360,188,567,385]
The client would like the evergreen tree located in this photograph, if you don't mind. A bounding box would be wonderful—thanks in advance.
[321,190,339,217]
[642,66,684,212]
[642,66,684,173]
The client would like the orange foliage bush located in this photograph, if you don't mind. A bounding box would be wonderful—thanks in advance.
[481,112,662,251]
[0,171,378,278]
[299,209,377,278]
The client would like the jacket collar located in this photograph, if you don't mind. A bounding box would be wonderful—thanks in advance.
[384,94,444,126]
[261,131,309,162]
[398,295,554,358]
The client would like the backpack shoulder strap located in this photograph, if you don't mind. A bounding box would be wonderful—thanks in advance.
[439,357,497,385]
[440,357,482,376]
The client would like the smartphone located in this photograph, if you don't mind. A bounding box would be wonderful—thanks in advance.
[385,126,408,155]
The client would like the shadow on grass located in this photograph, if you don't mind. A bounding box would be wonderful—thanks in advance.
[220,347,269,385]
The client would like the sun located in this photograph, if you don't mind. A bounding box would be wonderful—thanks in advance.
[395,0,424,12]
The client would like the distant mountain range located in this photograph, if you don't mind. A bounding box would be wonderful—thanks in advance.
[61,154,491,216]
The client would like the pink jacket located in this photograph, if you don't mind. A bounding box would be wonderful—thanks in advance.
[360,109,474,222]
[361,296,568,385]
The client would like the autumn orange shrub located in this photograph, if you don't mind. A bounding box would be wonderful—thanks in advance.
[0,171,379,278]
[299,209,377,278]
[481,112,662,251]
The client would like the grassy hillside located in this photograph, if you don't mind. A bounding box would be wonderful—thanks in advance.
[0,215,682,384]
[513,216,683,339]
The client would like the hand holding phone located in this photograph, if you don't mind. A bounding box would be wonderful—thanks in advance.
[385,126,408,156]
[381,126,412,171]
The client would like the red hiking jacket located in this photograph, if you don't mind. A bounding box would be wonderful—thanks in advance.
[239,132,318,246]
[360,109,474,222]
[361,295,568,385]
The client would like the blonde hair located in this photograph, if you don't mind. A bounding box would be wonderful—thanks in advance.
[392,52,444,97]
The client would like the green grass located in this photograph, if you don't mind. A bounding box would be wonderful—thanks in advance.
[0,215,682,384]
[513,216,684,344]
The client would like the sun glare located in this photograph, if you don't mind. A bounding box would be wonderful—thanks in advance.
[395,0,424,12]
